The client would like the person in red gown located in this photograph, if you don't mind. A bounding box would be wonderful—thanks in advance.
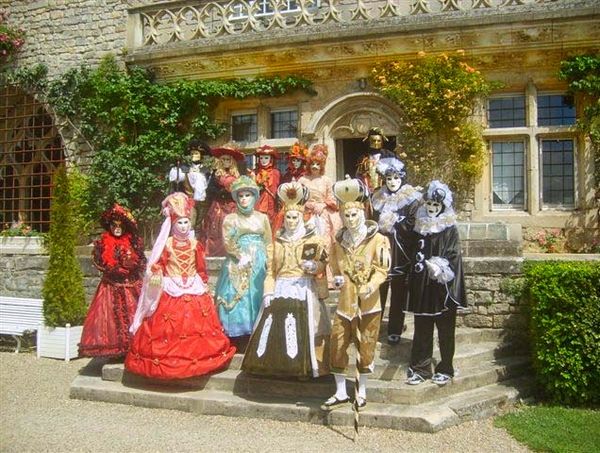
[125,192,236,379]
[253,145,281,225]
[281,141,308,184]
[79,204,145,358]
[200,144,244,256]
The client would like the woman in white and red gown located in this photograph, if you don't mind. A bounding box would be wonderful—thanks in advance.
[125,192,235,379]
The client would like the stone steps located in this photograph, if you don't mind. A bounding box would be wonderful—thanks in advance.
[69,323,531,432]
[69,373,532,433]
[97,355,528,406]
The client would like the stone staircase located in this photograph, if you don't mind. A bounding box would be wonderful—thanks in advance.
[69,224,532,432]
[70,322,532,432]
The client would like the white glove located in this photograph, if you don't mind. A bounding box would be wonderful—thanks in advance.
[358,285,373,300]
[301,260,317,274]
[263,293,274,308]
[238,254,251,269]
[168,167,186,183]
[425,260,442,279]
[333,275,345,288]
[378,211,399,234]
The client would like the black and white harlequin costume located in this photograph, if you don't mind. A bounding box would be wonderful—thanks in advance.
[405,180,467,386]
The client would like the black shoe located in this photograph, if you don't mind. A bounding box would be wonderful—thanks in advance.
[321,395,349,411]
[354,396,367,410]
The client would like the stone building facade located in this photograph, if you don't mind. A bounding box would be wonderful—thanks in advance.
[2,0,599,244]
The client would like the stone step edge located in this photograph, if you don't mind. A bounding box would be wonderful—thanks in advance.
[102,340,515,383]
[99,356,530,405]
[69,374,532,433]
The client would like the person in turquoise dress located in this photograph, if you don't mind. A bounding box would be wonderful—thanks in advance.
[215,175,273,339]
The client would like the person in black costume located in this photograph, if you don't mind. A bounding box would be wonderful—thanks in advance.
[370,157,422,344]
[355,127,396,193]
[405,180,467,386]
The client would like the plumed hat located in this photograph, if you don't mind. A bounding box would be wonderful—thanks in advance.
[332,175,369,211]
[376,157,406,178]
[288,142,309,161]
[161,192,195,221]
[308,144,328,164]
[211,143,245,162]
[230,175,260,202]
[100,203,138,233]
[255,144,279,159]
[424,180,453,208]
[277,180,309,213]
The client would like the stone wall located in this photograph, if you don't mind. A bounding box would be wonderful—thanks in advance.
[1,251,528,335]
[7,0,131,80]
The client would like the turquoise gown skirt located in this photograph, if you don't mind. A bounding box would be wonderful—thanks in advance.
[215,234,266,337]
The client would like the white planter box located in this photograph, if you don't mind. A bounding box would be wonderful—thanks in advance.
[0,236,45,255]
[36,324,82,362]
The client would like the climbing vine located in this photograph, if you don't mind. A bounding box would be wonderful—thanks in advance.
[5,56,314,233]
[371,51,498,205]
[558,54,600,194]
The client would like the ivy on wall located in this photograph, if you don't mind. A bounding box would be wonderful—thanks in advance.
[370,51,498,205]
[558,54,600,195]
[5,56,314,235]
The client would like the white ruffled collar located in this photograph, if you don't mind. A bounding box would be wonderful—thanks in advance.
[372,184,422,213]
[414,207,457,235]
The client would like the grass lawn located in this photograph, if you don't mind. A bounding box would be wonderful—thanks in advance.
[495,405,600,453]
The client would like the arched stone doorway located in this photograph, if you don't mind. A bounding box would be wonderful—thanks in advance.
[0,86,66,233]
[304,92,403,180]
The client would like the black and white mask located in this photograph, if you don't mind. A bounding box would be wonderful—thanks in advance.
[425,200,443,218]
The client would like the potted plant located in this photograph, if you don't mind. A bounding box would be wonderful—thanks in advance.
[38,166,87,361]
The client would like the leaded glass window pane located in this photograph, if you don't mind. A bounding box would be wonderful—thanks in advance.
[492,141,525,209]
[488,96,526,128]
[538,95,575,126]
[542,139,575,205]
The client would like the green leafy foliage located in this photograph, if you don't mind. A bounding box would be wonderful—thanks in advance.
[35,56,313,229]
[523,261,600,406]
[496,405,600,453]
[370,51,498,205]
[41,167,87,327]
[559,54,600,190]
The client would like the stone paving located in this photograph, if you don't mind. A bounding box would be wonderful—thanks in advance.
[0,351,530,452]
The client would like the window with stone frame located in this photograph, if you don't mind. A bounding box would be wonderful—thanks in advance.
[231,112,258,142]
[485,89,578,213]
[270,108,298,139]
[1,85,66,233]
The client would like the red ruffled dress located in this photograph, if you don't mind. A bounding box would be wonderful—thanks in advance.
[125,238,235,379]
[79,232,145,358]
[254,164,281,225]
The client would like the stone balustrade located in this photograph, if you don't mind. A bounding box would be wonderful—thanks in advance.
[127,0,566,49]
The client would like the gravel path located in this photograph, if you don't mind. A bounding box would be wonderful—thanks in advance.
[0,352,529,452]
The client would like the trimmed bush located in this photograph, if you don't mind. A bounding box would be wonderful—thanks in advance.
[524,261,600,406]
[41,167,87,327]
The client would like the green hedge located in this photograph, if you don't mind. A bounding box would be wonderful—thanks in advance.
[524,260,600,406]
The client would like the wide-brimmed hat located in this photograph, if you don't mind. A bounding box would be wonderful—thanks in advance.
[100,203,138,233]
[211,144,245,162]
[255,144,279,159]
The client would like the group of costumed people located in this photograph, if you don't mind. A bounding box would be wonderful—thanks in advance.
[78,127,467,410]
